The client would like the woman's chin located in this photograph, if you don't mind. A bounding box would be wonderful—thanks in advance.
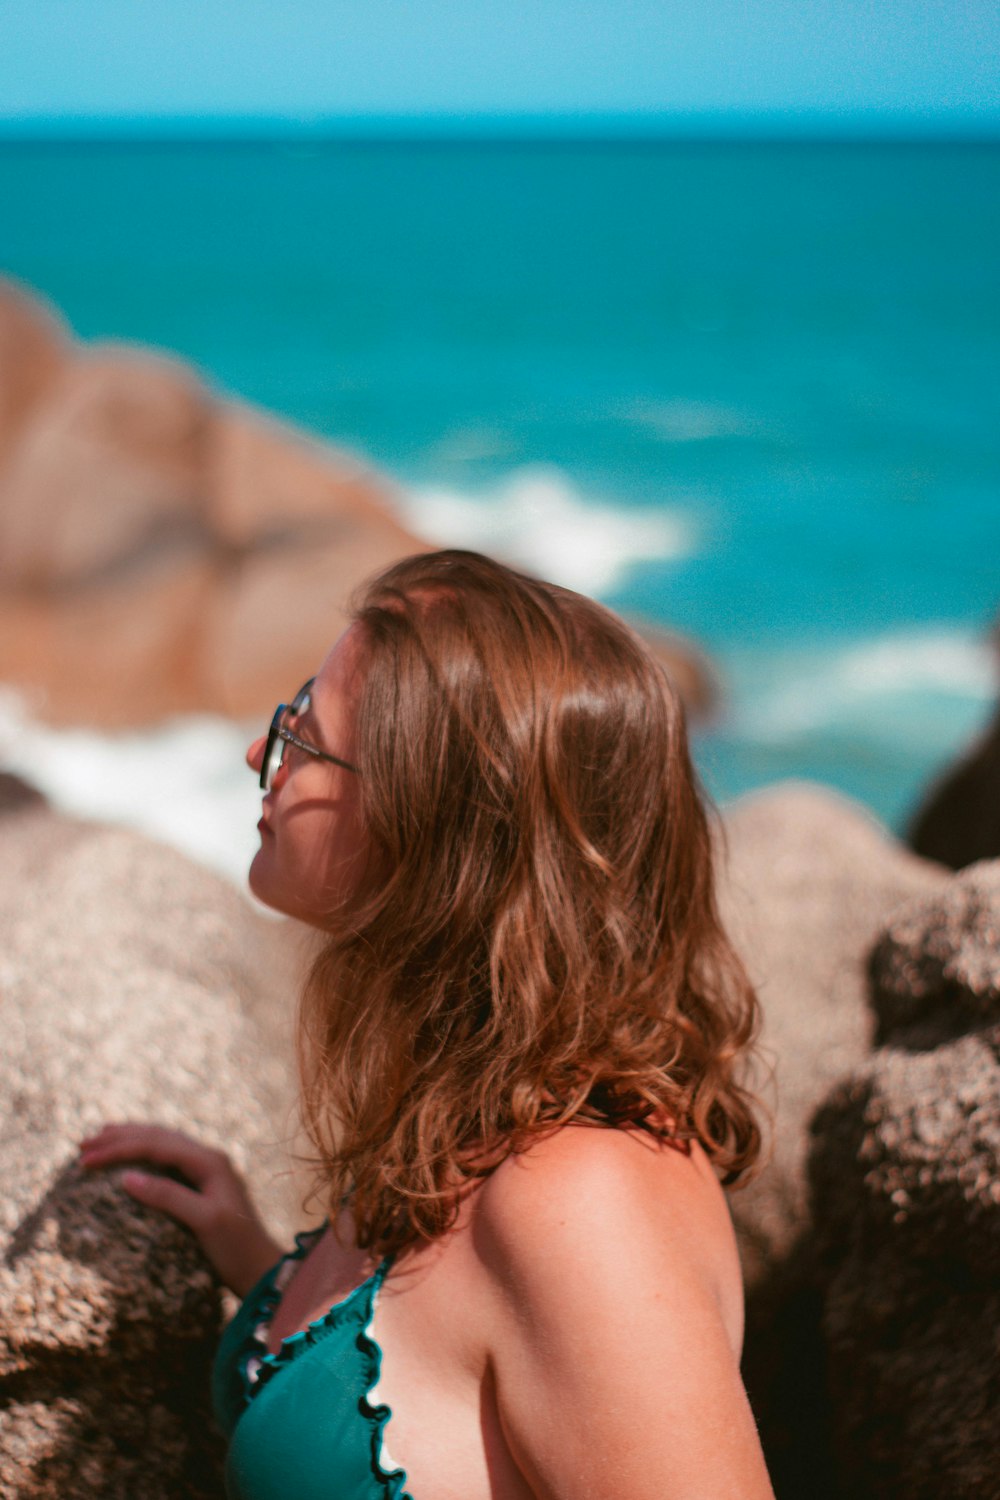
[247,850,282,913]
[246,854,314,926]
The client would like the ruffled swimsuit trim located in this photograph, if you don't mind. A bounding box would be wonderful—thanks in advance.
[234,1227,413,1499]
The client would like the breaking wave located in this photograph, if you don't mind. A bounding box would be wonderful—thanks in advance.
[395,464,693,595]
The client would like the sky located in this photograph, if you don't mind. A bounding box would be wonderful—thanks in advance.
[1,0,998,132]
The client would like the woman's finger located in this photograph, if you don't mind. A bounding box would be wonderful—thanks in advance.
[120,1170,210,1232]
[79,1124,222,1188]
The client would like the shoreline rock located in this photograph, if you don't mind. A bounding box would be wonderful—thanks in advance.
[808,862,1000,1499]
[0,800,308,1497]
[0,278,715,728]
[2,781,994,1497]
[716,783,947,1497]
[719,781,945,1285]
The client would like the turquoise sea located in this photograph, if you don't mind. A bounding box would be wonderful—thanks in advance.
[1,138,998,836]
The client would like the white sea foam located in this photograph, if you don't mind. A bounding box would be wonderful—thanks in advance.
[2,625,993,888]
[0,462,695,886]
[0,689,261,888]
[733,627,996,747]
[395,464,693,595]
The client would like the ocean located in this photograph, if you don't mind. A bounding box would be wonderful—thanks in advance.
[1,138,998,881]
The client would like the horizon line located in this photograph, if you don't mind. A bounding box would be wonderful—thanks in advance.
[1,107,999,144]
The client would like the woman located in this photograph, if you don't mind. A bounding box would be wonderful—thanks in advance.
[80,549,775,1500]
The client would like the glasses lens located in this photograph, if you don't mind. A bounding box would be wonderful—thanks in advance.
[261,709,288,792]
[290,680,313,719]
[268,737,285,791]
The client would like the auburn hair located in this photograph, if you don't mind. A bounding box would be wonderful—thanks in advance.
[298,549,762,1254]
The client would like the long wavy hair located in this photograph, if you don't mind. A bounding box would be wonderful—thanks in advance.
[298,550,761,1254]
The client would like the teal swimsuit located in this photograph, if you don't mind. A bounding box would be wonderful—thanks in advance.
[212,1229,414,1500]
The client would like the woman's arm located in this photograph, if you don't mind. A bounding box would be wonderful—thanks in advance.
[79,1123,283,1297]
[475,1130,775,1500]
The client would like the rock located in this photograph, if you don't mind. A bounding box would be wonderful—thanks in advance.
[908,705,1000,871]
[0,278,428,728]
[717,782,945,1284]
[0,281,69,472]
[0,347,210,589]
[808,862,1000,1498]
[868,860,1000,1044]
[629,618,718,719]
[205,401,416,553]
[715,784,946,1498]
[0,277,717,728]
[199,403,429,718]
[0,553,219,726]
[0,805,307,1498]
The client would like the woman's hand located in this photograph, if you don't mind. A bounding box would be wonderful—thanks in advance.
[79,1123,285,1298]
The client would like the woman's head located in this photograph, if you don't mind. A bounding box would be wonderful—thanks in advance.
[297,550,762,1251]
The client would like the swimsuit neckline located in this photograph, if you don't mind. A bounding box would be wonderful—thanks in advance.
[221,1227,413,1498]
[241,1226,393,1397]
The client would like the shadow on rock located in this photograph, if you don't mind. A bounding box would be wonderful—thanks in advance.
[1,1160,226,1500]
[741,1233,839,1500]
[806,862,1000,1500]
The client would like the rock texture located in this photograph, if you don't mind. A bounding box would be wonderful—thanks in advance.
[0,278,714,728]
[718,782,945,1283]
[716,784,946,1497]
[868,861,1000,1044]
[3,772,993,1497]
[0,799,308,1498]
[808,862,1000,1500]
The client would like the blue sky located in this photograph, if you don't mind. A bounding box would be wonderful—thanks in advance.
[1,0,998,132]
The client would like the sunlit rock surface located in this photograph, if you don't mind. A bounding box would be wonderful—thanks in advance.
[719,782,945,1284]
[2,780,994,1498]
[0,798,306,1498]
[0,279,424,728]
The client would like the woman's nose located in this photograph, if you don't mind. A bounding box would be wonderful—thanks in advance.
[246,735,266,774]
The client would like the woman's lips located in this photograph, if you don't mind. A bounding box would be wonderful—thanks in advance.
[257,816,273,836]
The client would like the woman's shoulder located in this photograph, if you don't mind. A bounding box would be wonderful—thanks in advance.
[463,1126,773,1499]
[473,1122,745,1355]
[478,1120,731,1234]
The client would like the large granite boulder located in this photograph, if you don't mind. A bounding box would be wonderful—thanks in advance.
[0,279,426,728]
[0,348,208,589]
[716,784,946,1497]
[0,278,715,729]
[0,798,307,1498]
[808,862,1000,1500]
[718,783,945,1283]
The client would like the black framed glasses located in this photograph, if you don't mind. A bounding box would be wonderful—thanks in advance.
[259,678,359,791]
